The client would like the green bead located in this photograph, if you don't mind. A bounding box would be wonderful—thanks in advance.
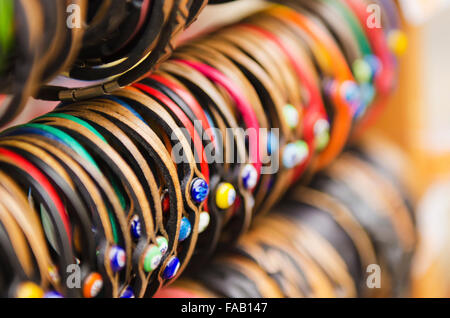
[353,59,373,84]
[316,131,330,152]
[143,245,162,273]
[295,140,309,160]
[282,141,309,169]
[283,104,300,129]
[314,119,331,152]
[156,236,169,255]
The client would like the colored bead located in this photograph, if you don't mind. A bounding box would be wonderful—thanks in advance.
[241,164,258,190]
[295,140,309,154]
[48,265,60,284]
[215,182,236,210]
[162,191,170,213]
[357,83,376,118]
[267,132,279,156]
[365,54,382,77]
[179,217,192,242]
[267,177,275,191]
[314,119,330,152]
[388,30,408,57]
[323,78,335,96]
[198,211,210,234]
[163,256,181,280]
[143,244,162,273]
[190,178,209,204]
[283,143,299,169]
[109,246,126,272]
[41,204,58,252]
[130,215,141,239]
[83,273,103,298]
[282,141,309,169]
[44,291,63,298]
[340,81,360,103]
[353,59,373,84]
[156,236,169,255]
[16,282,44,298]
[283,104,300,129]
[120,286,135,298]
[339,80,362,113]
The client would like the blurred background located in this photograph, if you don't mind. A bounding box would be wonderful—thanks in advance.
[11,0,450,297]
[373,1,450,298]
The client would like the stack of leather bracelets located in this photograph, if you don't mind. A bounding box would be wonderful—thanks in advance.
[156,139,416,298]
[0,0,408,298]
[0,0,215,126]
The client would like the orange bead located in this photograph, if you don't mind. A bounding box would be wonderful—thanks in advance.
[83,272,103,298]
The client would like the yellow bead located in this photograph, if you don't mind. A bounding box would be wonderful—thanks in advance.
[215,183,236,210]
[388,30,408,57]
[16,282,44,298]
[48,265,60,284]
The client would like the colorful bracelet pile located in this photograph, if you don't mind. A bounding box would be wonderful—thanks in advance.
[156,139,416,298]
[0,0,407,298]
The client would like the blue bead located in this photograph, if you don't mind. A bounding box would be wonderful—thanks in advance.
[130,215,141,239]
[267,132,279,156]
[365,54,382,77]
[356,83,376,118]
[179,217,192,242]
[109,246,126,272]
[241,164,258,190]
[267,177,275,191]
[163,256,181,280]
[283,144,298,169]
[190,178,209,204]
[343,82,360,104]
[361,83,375,104]
[120,286,135,298]
[44,291,63,298]
[340,81,363,115]
[282,141,309,169]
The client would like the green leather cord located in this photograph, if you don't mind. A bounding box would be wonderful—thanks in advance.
[0,0,14,73]
[24,122,121,244]
[320,0,372,56]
